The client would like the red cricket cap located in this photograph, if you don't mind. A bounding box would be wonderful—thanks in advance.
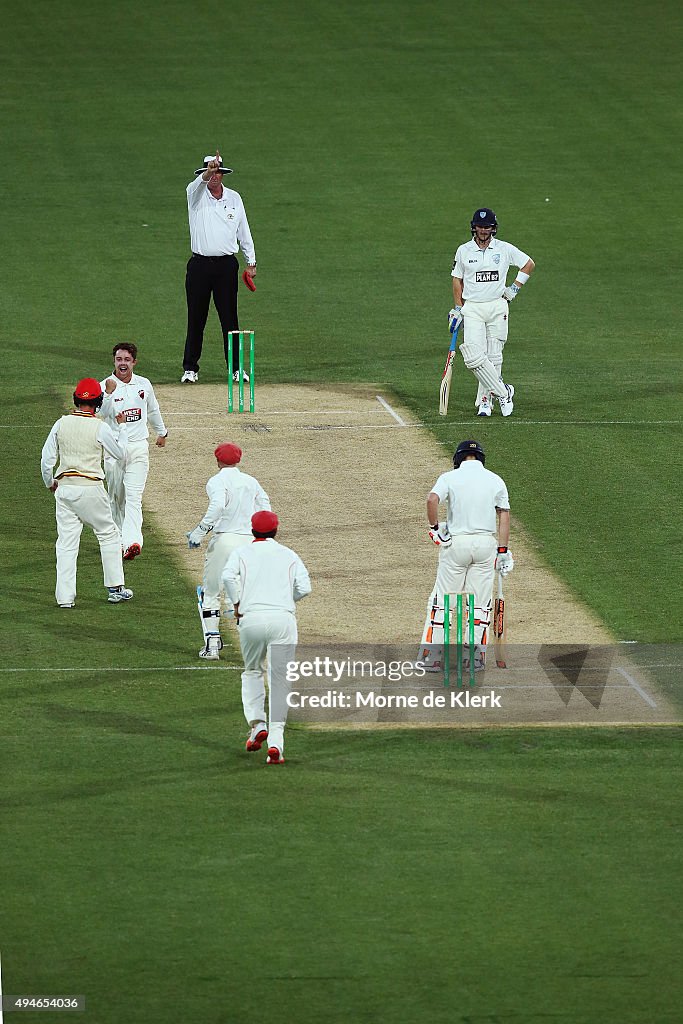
[214,443,242,465]
[252,511,279,533]
[74,378,103,400]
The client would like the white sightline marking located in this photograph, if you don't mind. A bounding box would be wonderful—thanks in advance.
[615,666,657,708]
[0,949,4,1024]
[375,395,407,425]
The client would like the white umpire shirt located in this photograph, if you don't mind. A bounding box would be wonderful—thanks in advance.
[201,467,271,535]
[99,373,167,443]
[452,238,531,302]
[187,176,256,262]
[223,539,312,616]
[431,461,510,537]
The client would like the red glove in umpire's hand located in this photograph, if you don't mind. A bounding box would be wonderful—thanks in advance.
[242,270,256,292]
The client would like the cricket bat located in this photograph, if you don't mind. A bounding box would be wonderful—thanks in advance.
[493,571,507,668]
[439,324,459,416]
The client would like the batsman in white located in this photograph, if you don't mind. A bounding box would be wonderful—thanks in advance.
[419,440,513,670]
[223,511,311,766]
[186,443,271,661]
[99,342,168,560]
[40,378,133,607]
[449,208,535,417]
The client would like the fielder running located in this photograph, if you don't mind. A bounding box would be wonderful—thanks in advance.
[40,378,133,607]
[449,207,535,417]
[99,342,168,560]
[419,440,513,670]
[186,443,271,660]
[223,511,311,765]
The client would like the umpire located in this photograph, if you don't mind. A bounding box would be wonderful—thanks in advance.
[181,151,257,384]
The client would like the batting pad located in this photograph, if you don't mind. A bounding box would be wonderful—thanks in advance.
[459,341,506,397]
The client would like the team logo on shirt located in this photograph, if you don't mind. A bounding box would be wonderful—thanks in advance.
[475,270,500,282]
[138,390,145,399]
[493,254,501,265]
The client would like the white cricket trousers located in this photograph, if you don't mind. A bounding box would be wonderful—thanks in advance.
[460,298,509,404]
[238,611,298,753]
[54,479,124,605]
[105,440,149,550]
[423,534,496,647]
[202,533,252,612]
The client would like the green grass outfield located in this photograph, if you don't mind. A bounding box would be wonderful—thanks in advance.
[0,1,681,1021]
[1,684,680,1024]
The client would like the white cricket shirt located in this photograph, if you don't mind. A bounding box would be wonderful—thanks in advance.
[452,237,530,302]
[202,467,271,534]
[186,177,256,262]
[99,373,167,443]
[223,539,312,615]
[431,460,510,536]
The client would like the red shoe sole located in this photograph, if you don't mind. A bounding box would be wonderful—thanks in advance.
[123,544,141,561]
[246,729,268,752]
[266,747,285,765]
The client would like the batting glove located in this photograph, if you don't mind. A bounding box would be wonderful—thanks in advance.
[495,547,514,576]
[429,523,452,548]
[502,283,521,302]
[187,523,213,549]
[448,306,464,333]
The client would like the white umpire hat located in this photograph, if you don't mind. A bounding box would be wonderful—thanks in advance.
[195,155,233,175]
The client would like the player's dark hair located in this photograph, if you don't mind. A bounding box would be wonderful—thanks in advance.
[252,529,278,539]
[74,394,103,411]
[112,342,138,359]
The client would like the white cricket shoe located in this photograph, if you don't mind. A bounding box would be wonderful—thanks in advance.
[181,370,199,383]
[498,383,515,417]
[420,662,443,674]
[462,646,487,672]
[477,395,492,417]
[232,370,250,383]
[199,634,222,660]
[246,722,268,752]
[107,586,134,603]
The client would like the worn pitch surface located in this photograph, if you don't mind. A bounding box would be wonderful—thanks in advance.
[144,384,676,724]
[149,382,613,646]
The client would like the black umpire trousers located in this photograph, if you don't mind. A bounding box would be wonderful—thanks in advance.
[183,253,241,372]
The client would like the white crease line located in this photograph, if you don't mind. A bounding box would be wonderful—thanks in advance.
[10,419,682,431]
[614,666,658,708]
[0,665,242,673]
[375,396,407,425]
[164,424,417,432]
[151,420,683,433]
[164,410,368,417]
